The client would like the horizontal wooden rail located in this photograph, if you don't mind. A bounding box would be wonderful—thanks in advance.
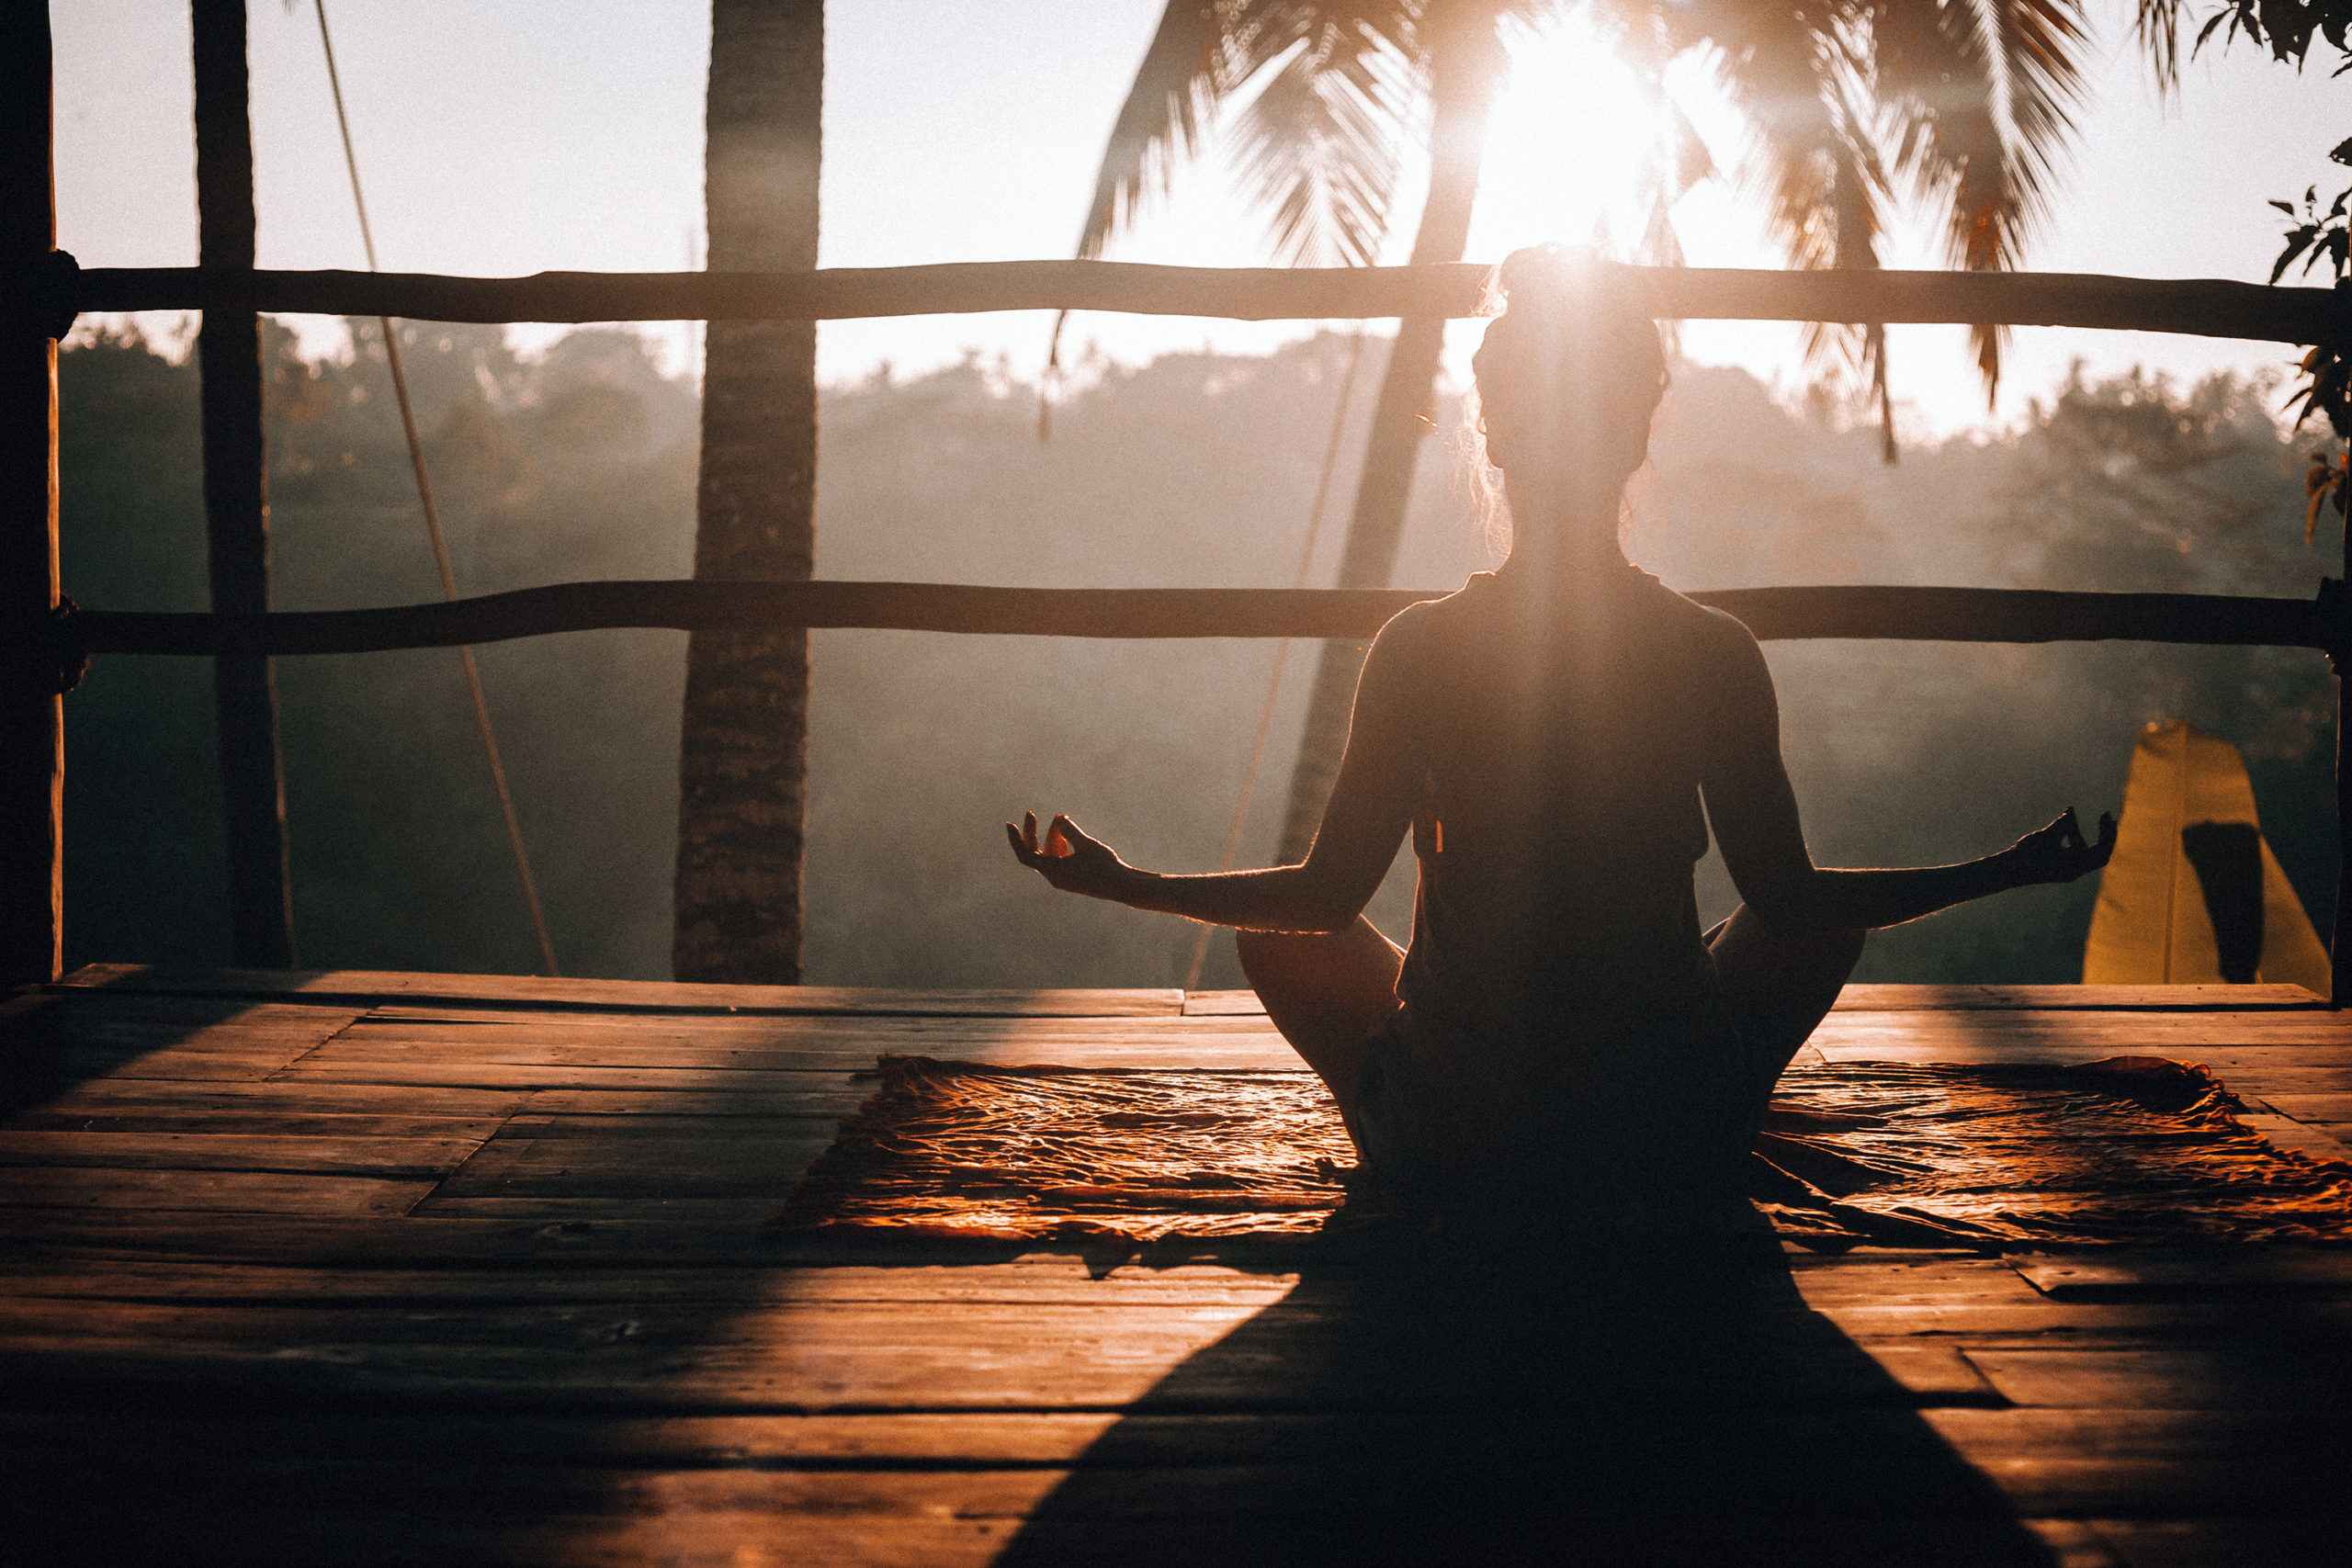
[62,260,2352,344]
[72,581,2335,656]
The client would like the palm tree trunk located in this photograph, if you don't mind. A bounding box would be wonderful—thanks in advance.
[1275,14,1506,862]
[674,0,822,983]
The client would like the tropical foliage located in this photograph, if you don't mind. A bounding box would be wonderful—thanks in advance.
[2138,0,2352,529]
[1076,0,2104,413]
[56,327,2333,985]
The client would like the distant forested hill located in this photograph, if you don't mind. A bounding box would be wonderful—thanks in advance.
[56,324,2334,985]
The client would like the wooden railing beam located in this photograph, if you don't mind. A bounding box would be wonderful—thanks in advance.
[58,262,2352,345]
[69,581,2335,657]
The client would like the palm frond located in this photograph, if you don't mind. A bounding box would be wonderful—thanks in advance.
[1074,2,1227,261]
[1700,7,1885,328]
[1228,18,1417,265]
[1871,0,2089,402]
[2133,0,2186,94]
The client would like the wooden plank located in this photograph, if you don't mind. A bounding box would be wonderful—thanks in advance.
[518,1084,867,1119]
[272,1061,890,1092]
[420,1129,835,1201]
[395,1197,808,1226]
[0,1290,2081,1414]
[56,964,1182,1018]
[1806,1012,2352,1053]
[1962,1348,2352,1409]
[32,1048,334,1085]
[497,1111,851,1139]
[1182,991,1265,1016]
[2251,1092,2352,1121]
[1804,1296,2352,1341]
[6,1109,508,1139]
[2080,1518,2349,1566]
[2233,1111,2351,1163]
[13,1077,524,1122]
[0,1207,794,1266]
[0,997,362,1088]
[0,1437,2319,1555]
[0,1259,1302,1309]
[6,994,361,1043]
[343,1009,1285,1043]
[325,1005,2352,1056]
[1832,984,2327,1010]
[0,1130,485,1178]
[2008,1249,2352,1300]
[0,1168,433,1216]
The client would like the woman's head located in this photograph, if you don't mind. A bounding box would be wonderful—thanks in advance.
[1468,245,1668,554]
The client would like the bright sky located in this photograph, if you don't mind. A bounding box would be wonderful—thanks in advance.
[50,0,2352,436]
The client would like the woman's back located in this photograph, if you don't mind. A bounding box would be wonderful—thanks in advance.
[1396,563,1748,1036]
[1365,565,1761,1200]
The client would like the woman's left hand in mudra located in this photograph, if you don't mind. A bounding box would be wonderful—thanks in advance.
[2008,807,2118,886]
[1007,811,1135,902]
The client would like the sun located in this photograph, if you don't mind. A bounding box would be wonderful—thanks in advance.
[1468,12,1697,264]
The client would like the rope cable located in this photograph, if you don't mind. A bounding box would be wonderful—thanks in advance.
[312,0,560,976]
[1182,327,1369,991]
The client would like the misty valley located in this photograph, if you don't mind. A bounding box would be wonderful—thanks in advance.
[58,321,2338,987]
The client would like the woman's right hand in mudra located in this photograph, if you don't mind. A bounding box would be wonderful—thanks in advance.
[2007,807,2118,886]
[1007,811,1136,903]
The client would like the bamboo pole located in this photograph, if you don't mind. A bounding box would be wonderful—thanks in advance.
[0,6,62,987]
[192,0,295,968]
[60,262,2352,344]
[69,581,2334,657]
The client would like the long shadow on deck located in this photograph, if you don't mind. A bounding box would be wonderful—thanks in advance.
[1000,1238,2054,1566]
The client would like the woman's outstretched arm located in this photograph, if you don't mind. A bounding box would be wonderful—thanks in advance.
[1007,611,1429,933]
[1702,627,2114,933]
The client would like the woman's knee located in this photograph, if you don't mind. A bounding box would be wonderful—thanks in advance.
[1233,927,1292,990]
[1710,904,1865,1007]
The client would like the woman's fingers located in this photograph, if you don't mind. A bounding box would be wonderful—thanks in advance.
[1009,811,1088,868]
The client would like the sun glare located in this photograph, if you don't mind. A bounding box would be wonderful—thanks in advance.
[1470,13,1686,264]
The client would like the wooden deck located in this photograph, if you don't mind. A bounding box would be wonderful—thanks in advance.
[2,965,2348,1565]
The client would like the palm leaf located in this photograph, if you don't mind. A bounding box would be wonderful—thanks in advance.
[1688,0,1894,447]
[2132,0,2186,93]
[1875,0,2087,401]
[1227,17,1417,265]
[1073,2,1227,263]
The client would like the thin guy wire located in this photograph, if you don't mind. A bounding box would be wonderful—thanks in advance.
[314,0,560,976]
[1182,328,1369,991]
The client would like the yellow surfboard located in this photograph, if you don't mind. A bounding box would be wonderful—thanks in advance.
[2082,720,2330,992]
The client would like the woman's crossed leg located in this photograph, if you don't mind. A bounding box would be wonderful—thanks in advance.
[1237,908,1865,1145]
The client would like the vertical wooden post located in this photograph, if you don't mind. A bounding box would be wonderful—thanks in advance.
[2333,476,2351,1007]
[193,0,295,968]
[0,6,62,988]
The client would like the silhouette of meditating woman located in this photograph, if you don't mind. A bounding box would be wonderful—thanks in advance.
[1011,245,2114,1222]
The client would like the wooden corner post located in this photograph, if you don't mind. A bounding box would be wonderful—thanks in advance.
[2335,496,2352,1009]
[0,5,62,988]
[193,0,295,968]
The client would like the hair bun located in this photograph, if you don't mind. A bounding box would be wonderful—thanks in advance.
[1494,244,1648,321]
